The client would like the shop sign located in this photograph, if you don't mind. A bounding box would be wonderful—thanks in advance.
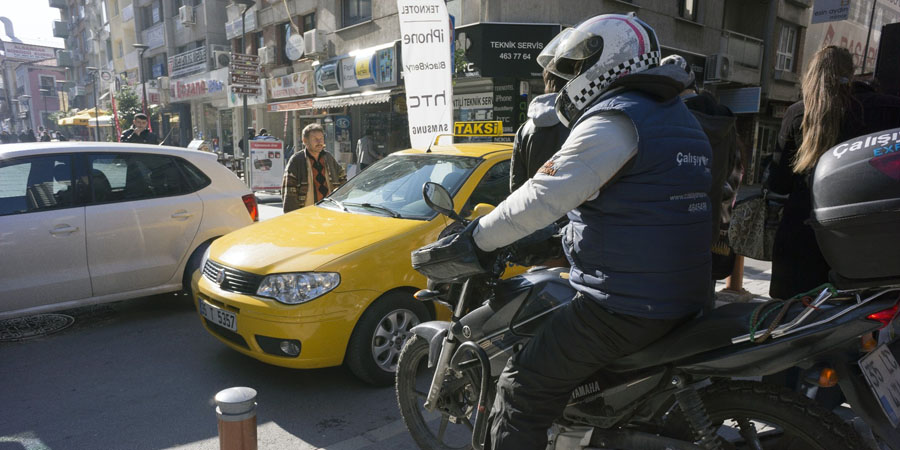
[812,0,851,24]
[398,0,454,149]
[168,47,208,79]
[269,70,314,99]
[453,93,493,109]
[267,98,313,112]
[315,62,342,94]
[455,23,560,78]
[314,43,398,96]
[340,58,358,89]
[492,80,521,134]
[173,69,228,101]
[143,23,166,50]
[248,140,284,191]
[454,120,502,136]
[228,78,266,108]
[355,54,376,86]
[3,43,57,61]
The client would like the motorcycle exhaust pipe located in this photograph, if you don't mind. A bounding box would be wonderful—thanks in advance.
[450,341,493,450]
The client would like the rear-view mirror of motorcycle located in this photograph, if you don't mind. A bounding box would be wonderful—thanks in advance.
[422,182,464,222]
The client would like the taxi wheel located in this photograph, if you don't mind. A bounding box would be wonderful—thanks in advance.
[347,292,429,386]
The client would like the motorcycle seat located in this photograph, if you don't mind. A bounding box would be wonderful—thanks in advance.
[605,301,831,373]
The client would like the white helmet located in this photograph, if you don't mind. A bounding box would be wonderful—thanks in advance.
[661,54,696,89]
[537,13,661,126]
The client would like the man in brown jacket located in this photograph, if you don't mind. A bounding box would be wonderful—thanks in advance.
[282,123,347,212]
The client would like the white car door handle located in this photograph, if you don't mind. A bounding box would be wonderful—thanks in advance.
[50,225,79,235]
[171,211,194,220]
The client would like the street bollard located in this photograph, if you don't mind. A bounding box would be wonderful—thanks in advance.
[215,387,258,450]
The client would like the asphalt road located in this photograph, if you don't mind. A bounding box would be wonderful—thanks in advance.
[0,294,422,450]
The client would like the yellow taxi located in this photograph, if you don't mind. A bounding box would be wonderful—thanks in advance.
[194,141,512,385]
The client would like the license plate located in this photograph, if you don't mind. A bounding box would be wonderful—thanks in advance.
[859,344,900,428]
[198,299,237,332]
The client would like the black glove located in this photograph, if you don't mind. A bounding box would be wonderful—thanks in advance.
[507,223,564,267]
[411,219,495,283]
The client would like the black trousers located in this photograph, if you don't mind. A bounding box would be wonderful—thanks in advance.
[487,294,689,450]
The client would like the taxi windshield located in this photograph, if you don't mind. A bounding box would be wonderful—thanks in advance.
[322,154,480,219]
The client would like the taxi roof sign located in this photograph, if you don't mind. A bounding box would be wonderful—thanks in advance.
[453,121,503,137]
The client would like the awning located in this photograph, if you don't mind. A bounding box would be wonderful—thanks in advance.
[312,89,392,109]
[87,115,114,127]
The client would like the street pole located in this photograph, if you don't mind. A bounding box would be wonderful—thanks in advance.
[862,0,878,74]
[87,67,100,141]
[241,6,248,163]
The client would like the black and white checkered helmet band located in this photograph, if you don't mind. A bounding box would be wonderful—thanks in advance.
[564,50,661,110]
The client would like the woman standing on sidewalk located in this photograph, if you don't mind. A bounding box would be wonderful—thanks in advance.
[766,46,900,299]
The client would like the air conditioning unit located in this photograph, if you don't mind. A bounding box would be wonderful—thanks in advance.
[213,50,231,69]
[179,5,195,25]
[704,54,733,83]
[157,76,170,90]
[258,46,275,65]
[303,29,326,57]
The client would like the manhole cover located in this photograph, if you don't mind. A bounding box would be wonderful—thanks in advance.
[0,314,75,342]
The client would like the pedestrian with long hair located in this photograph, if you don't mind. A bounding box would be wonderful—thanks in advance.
[766,46,900,299]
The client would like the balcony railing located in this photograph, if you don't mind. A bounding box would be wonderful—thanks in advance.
[721,30,763,69]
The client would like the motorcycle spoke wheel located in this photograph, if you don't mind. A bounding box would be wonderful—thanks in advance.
[665,380,867,450]
[396,336,477,450]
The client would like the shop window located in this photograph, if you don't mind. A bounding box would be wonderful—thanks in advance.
[303,12,316,32]
[341,0,371,28]
[776,24,798,72]
[679,0,698,21]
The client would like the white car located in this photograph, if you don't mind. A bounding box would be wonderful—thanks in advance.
[0,142,257,319]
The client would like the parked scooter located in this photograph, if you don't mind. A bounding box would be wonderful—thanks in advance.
[396,180,900,450]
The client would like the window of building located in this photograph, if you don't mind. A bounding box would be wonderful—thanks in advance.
[256,32,265,53]
[110,0,119,17]
[303,12,316,31]
[342,0,371,28]
[679,0,698,21]
[279,21,301,65]
[39,76,56,95]
[117,41,124,58]
[106,39,113,63]
[776,24,798,72]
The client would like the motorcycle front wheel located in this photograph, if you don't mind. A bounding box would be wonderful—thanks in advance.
[396,335,481,450]
[664,380,867,450]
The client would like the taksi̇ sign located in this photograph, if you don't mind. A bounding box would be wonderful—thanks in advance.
[397,0,453,149]
[454,121,503,136]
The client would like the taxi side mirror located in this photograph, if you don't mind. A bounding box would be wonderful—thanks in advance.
[466,203,495,220]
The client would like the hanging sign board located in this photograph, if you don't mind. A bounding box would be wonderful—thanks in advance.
[396,0,454,149]
[248,140,285,191]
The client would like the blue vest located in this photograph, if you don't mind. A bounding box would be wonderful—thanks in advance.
[564,90,712,319]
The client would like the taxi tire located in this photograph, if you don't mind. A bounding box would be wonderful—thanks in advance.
[347,292,429,386]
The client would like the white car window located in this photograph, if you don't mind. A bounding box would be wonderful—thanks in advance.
[89,153,190,203]
[0,155,74,215]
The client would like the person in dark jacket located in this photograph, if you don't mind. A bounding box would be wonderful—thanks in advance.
[238,127,255,153]
[766,46,900,299]
[120,113,159,144]
[281,123,347,213]
[510,69,570,192]
[19,129,36,142]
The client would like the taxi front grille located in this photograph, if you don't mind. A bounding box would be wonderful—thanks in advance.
[203,260,264,295]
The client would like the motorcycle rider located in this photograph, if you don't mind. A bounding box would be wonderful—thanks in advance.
[425,14,713,449]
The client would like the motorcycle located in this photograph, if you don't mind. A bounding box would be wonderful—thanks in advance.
[395,181,900,450]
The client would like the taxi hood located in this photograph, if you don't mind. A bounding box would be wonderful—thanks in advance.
[210,206,428,274]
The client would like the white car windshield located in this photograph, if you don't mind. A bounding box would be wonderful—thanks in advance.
[322,154,480,219]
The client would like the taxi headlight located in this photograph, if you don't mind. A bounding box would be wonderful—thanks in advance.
[256,272,341,305]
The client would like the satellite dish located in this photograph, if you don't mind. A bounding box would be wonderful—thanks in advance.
[285,33,304,61]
